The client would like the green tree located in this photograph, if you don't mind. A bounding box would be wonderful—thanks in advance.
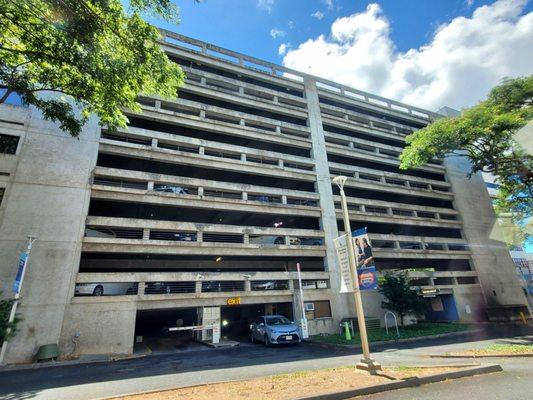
[0,292,20,345]
[0,0,185,137]
[399,76,533,246]
[379,273,427,326]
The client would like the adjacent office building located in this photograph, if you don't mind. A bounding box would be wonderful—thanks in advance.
[0,31,529,363]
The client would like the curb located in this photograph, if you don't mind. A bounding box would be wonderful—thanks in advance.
[310,328,484,351]
[429,353,533,359]
[295,364,503,400]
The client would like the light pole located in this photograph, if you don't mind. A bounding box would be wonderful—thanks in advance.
[0,235,37,365]
[332,176,381,374]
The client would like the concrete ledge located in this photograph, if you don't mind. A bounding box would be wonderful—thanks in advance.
[429,353,533,358]
[296,364,503,400]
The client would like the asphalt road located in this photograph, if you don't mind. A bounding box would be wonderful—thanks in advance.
[361,358,532,400]
[0,324,531,400]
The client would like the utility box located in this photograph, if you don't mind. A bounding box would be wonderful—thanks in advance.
[197,306,221,344]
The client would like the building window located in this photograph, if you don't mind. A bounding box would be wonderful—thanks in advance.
[0,134,19,154]
[304,300,332,320]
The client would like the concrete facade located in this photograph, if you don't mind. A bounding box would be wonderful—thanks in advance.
[0,31,528,364]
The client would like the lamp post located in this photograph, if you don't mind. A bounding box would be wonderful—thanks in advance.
[332,176,381,374]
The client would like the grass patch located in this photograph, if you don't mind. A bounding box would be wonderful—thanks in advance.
[467,343,533,356]
[310,322,473,345]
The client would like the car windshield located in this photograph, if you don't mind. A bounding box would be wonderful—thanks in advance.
[265,317,291,325]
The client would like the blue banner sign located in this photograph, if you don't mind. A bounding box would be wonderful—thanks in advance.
[352,227,378,290]
[12,252,28,294]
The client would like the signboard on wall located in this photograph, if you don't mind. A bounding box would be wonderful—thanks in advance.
[226,297,241,305]
[12,252,28,294]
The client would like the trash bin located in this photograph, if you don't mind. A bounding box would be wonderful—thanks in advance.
[35,344,59,362]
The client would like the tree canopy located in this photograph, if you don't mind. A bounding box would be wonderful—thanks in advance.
[379,273,427,326]
[0,0,184,137]
[400,76,533,245]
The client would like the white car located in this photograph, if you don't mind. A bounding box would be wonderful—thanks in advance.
[75,283,136,296]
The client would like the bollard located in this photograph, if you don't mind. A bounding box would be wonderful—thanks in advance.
[344,321,352,341]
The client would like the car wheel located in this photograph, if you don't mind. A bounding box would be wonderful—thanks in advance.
[93,285,103,296]
[264,334,270,346]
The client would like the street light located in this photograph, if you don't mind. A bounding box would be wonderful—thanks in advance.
[333,176,381,374]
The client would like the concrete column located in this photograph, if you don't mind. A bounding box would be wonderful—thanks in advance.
[387,208,393,216]
[242,192,248,201]
[244,280,251,292]
[240,153,246,161]
[239,119,245,126]
[151,138,158,148]
[349,142,355,149]
[413,211,418,218]
[374,148,380,154]
[303,77,351,323]
[444,155,530,314]
[360,205,366,212]
[137,282,146,297]
[238,87,244,96]
[278,159,284,168]
[199,110,206,119]
[200,77,207,86]
[273,95,278,104]
[353,171,359,179]
[195,281,202,293]
[427,184,433,191]
[288,279,295,292]
[394,241,401,249]
[281,195,287,204]
[196,231,203,243]
[243,234,249,244]
[154,100,161,110]
[275,125,281,134]
[197,187,204,197]
[142,229,150,240]
[199,146,205,155]
[435,213,441,219]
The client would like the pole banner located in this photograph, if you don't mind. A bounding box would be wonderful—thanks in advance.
[352,228,378,291]
[12,251,28,294]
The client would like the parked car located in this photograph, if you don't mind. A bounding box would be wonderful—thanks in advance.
[252,281,276,290]
[85,228,117,238]
[75,283,136,296]
[250,315,300,345]
[153,185,188,194]
[249,236,301,246]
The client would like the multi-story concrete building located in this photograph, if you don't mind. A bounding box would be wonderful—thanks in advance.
[0,31,529,364]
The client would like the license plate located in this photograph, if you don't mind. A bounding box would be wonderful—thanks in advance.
[284,335,292,340]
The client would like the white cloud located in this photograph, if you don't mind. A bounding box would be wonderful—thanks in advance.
[282,0,533,111]
[270,28,286,39]
[257,0,275,14]
[312,11,325,20]
[466,0,475,7]
[278,43,290,56]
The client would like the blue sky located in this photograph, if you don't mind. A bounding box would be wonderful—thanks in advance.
[149,0,529,64]
[145,0,532,111]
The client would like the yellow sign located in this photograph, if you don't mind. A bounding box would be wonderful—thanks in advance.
[226,297,241,305]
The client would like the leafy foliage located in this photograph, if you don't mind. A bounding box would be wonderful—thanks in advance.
[400,76,533,246]
[0,0,184,137]
[378,273,427,326]
[0,291,21,345]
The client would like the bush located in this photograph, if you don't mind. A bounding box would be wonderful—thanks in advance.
[0,291,21,345]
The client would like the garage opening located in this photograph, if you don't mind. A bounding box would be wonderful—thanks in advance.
[220,302,294,341]
[134,308,199,353]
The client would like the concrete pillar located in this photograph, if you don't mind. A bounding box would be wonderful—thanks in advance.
[238,87,244,96]
[200,77,207,86]
[405,181,411,188]
[281,195,287,204]
[199,146,205,155]
[197,187,204,197]
[413,211,418,218]
[278,159,284,168]
[244,280,251,292]
[195,280,202,293]
[196,231,203,243]
[151,138,158,148]
[137,282,146,297]
[243,234,249,244]
[154,100,161,110]
[303,77,351,322]
[349,142,355,149]
[199,110,206,119]
[142,229,150,240]
[240,153,246,161]
[242,192,248,201]
[275,125,281,134]
[273,95,278,104]
[147,181,154,191]
[444,155,530,313]
[239,119,245,126]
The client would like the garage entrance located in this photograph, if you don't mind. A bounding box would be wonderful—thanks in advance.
[220,302,294,341]
[134,308,199,353]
